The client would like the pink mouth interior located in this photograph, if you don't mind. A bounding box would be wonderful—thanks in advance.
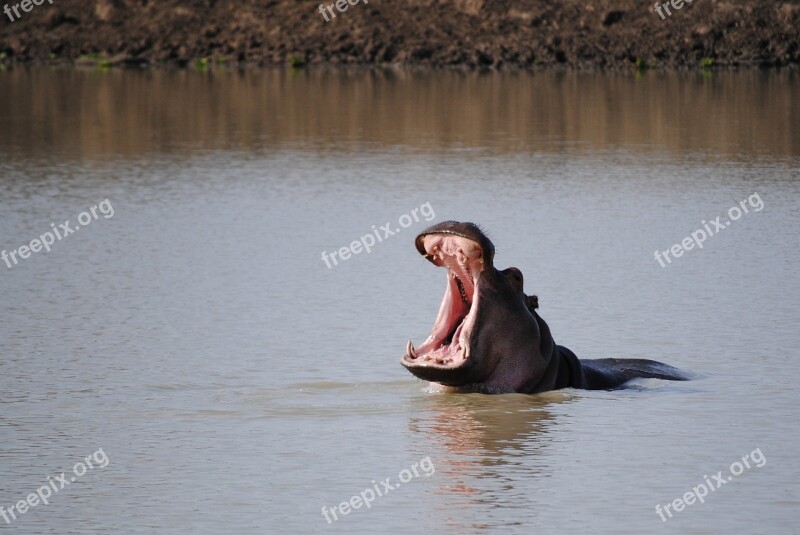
[406,234,484,367]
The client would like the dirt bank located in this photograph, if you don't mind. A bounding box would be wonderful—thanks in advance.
[1,0,798,68]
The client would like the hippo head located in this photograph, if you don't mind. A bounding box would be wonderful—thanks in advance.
[401,221,549,391]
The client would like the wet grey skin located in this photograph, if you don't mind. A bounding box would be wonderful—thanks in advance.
[401,221,689,394]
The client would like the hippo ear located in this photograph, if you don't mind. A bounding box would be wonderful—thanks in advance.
[525,294,539,311]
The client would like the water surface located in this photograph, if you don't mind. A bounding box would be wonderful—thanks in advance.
[1,67,798,534]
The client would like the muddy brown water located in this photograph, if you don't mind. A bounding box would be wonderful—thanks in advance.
[0,67,798,534]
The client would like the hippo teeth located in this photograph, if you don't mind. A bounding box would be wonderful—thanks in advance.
[407,340,418,359]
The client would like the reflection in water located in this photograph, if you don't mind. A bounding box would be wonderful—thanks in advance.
[0,68,797,159]
[409,391,572,532]
[410,391,566,457]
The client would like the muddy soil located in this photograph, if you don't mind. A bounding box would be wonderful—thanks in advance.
[1,0,798,68]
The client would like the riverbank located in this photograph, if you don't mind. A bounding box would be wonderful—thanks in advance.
[1,0,798,69]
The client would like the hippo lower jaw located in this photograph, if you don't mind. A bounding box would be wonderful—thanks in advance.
[402,233,485,378]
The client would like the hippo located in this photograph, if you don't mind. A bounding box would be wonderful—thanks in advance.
[401,221,688,393]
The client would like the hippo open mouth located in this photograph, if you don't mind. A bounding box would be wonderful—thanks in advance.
[405,234,483,367]
[402,222,497,382]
